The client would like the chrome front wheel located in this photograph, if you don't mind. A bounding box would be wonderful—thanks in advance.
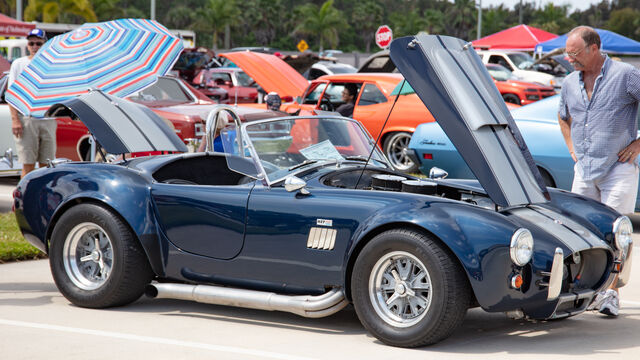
[370,251,432,328]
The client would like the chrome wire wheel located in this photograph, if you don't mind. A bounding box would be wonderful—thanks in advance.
[62,222,114,291]
[369,251,433,328]
[384,132,415,172]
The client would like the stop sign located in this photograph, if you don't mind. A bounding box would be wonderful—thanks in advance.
[375,25,393,49]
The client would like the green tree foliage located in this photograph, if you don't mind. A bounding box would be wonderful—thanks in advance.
[607,8,640,40]
[444,0,477,39]
[13,0,640,52]
[90,0,124,21]
[193,0,240,49]
[294,0,348,52]
[24,0,97,23]
[352,0,384,53]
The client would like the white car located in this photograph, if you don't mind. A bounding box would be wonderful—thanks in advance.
[0,73,21,176]
[304,61,357,80]
[477,50,558,88]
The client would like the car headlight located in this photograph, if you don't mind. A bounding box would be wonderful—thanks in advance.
[613,216,633,254]
[510,228,534,266]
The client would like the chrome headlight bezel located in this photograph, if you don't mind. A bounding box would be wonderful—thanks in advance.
[510,228,534,266]
[613,216,633,253]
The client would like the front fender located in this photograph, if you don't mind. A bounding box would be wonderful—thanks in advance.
[346,199,521,309]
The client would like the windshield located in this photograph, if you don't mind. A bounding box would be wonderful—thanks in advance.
[224,117,388,184]
[236,71,257,87]
[486,65,513,81]
[507,53,534,70]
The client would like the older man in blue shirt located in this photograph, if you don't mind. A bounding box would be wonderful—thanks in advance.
[558,26,640,317]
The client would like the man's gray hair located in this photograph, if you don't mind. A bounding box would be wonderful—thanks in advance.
[569,26,601,49]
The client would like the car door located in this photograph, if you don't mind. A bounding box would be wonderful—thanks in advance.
[351,82,391,138]
[242,182,360,288]
[151,182,253,260]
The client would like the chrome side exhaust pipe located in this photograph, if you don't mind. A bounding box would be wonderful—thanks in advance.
[146,283,348,318]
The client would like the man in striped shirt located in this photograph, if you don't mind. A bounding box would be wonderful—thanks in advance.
[558,26,640,317]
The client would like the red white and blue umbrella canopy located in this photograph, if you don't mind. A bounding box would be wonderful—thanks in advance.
[6,18,184,118]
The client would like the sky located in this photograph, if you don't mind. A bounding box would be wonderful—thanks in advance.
[480,0,602,12]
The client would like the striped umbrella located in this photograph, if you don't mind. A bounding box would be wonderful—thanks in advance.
[6,18,184,118]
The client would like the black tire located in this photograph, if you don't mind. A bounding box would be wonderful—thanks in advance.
[383,132,418,173]
[49,203,153,308]
[351,229,470,347]
[503,93,521,105]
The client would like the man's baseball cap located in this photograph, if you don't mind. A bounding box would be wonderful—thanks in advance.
[27,28,46,40]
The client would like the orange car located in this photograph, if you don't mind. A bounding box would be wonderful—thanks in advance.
[222,51,434,172]
[486,64,555,105]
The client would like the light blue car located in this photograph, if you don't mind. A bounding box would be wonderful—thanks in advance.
[408,94,640,210]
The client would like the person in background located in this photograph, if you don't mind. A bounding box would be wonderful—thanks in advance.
[265,91,282,112]
[336,83,357,117]
[8,28,56,178]
[558,26,640,317]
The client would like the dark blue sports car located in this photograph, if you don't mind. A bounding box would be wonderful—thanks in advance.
[14,34,634,348]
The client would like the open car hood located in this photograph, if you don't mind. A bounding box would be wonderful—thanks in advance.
[46,90,187,155]
[390,34,548,207]
[219,51,308,99]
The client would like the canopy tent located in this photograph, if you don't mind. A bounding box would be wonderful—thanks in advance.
[472,24,557,51]
[535,29,640,54]
[0,14,35,37]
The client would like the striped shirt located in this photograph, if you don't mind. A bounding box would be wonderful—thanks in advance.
[559,55,640,181]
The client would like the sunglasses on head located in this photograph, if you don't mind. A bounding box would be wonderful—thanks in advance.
[28,41,44,46]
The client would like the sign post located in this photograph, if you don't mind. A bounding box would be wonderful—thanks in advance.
[375,25,393,49]
[297,39,309,53]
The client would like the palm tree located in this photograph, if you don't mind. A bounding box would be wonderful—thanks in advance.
[24,0,97,23]
[89,0,124,22]
[194,0,239,49]
[445,0,477,39]
[352,0,383,53]
[294,0,347,52]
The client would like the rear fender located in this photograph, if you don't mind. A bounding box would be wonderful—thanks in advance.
[18,165,166,276]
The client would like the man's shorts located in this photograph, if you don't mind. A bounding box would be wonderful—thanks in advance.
[572,162,639,215]
[13,115,57,164]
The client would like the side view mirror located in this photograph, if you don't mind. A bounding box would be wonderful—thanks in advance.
[1,148,14,168]
[429,167,448,180]
[284,176,310,195]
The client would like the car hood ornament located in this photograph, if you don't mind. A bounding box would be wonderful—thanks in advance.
[390,34,549,207]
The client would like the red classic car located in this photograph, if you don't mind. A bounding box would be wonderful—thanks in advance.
[192,67,258,103]
[486,63,556,105]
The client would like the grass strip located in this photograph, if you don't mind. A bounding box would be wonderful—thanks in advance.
[0,212,46,263]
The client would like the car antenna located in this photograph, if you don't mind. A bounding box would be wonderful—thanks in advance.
[354,79,406,190]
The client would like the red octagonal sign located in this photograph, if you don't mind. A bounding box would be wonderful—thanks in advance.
[375,25,393,49]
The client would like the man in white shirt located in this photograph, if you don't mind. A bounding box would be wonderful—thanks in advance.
[9,28,57,178]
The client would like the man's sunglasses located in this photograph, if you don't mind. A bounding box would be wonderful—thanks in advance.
[28,41,44,46]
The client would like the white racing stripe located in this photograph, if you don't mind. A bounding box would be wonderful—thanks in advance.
[0,318,317,360]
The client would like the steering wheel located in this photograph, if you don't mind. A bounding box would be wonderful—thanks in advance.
[320,96,335,111]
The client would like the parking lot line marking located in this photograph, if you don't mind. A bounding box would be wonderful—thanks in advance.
[0,318,317,360]
[621,300,640,306]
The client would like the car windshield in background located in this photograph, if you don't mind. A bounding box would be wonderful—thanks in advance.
[508,52,535,69]
[236,71,257,87]
[128,77,192,103]
[224,117,387,183]
[486,65,513,81]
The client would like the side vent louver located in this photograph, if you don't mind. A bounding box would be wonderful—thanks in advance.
[307,227,337,250]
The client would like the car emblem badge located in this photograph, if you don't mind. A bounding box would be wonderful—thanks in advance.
[307,227,337,250]
[317,219,333,226]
